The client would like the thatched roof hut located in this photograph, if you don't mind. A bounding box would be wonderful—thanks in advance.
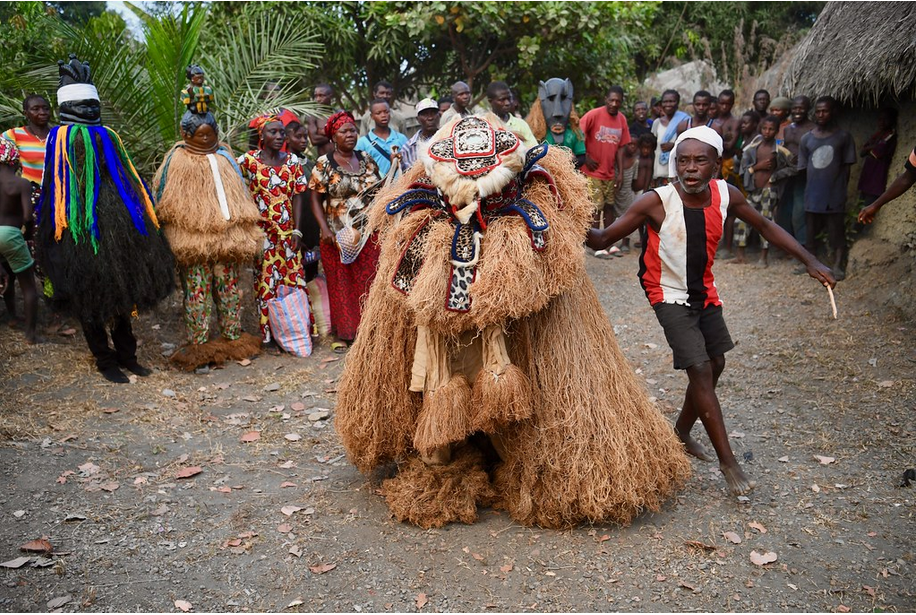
[782,2,916,106]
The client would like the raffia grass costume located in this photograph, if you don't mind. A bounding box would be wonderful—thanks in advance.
[36,125,175,324]
[336,116,690,529]
[153,143,263,369]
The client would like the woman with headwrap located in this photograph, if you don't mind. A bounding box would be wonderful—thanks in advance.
[237,114,308,347]
[308,111,382,350]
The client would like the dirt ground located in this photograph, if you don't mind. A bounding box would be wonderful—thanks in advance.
[1,251,914,613]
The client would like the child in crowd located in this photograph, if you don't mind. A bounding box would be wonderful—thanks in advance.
[737,115,794,266]
[356,99,406,177]
[284,121,321,282]
[633,132,656,194]
[0,140,40,343]
[612,140,640,255]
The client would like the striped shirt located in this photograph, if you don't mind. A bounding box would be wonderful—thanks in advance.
[638,179,731,308]
[1,127,48,185]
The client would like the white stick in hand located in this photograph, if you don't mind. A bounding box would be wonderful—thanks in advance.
[826,285,837,320]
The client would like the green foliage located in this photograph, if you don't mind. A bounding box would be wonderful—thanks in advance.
[640,1,825,85]
[206,1,660,113]
[0,2,322,173]
[44,1,107,24]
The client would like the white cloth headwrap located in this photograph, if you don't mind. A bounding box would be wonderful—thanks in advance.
[57,83,99,104]
[668,125,724,178]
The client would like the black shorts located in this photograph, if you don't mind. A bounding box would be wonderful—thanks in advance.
[652,303,735,370]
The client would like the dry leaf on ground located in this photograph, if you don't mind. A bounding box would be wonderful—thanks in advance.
[240,431,261,443]
[416,593,428,609]
[281,505,303,516]
[1,556,31,568]
[750,550,778,566]
[174,599,192,612]
[176,466,202,479]
[722,531,742,544]
[46,595,71,609]
[20,538,52,553]
[748,521,767,534]
[309,563,336,574]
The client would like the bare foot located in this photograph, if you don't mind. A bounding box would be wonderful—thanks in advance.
[755,259,768,268]
[25,332,46,345]
[721,463,756,495]
[679,433,715,462]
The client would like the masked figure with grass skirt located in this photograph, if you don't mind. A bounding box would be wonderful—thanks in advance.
[336,114,691,529]
[153,73,263,371]
[35,54,175,384]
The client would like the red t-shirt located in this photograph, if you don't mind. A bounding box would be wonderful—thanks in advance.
[579,107,631,181]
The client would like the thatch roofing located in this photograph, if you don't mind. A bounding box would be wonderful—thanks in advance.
[782,2,916,106]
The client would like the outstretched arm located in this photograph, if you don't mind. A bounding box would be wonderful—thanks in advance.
[586,190,660,251]
[858,169,916,224]
[727,185,835,287]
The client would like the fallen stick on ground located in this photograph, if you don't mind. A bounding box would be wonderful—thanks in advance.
[826,285,837,319]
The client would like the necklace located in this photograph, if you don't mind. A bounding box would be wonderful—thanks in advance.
[25,125,49,144]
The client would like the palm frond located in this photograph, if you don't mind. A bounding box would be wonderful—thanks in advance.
[126,1,208,147]
[203,11,323,152]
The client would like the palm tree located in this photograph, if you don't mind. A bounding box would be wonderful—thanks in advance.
[2,2,322,174]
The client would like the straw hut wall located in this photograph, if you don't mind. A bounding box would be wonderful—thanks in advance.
[780,2,916,318]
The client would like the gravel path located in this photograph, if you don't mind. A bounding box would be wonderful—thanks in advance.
[1,253,913,612]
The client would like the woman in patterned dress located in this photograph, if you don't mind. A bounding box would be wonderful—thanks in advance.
[238,115,308,345]
[309,111,382,348]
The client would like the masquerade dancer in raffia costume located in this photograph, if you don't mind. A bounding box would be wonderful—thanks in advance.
[36,55,175,383]
[336,115,691,529]
[153,66,263,370]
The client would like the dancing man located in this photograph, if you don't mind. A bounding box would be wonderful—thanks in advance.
[588,126,835,495]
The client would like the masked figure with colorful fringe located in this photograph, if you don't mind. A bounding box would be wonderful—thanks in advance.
[336,114,691,529]
[153,75,263,371]
[35,54,175,383]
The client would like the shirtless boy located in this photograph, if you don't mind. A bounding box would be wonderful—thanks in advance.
[0,140,40,343]
[587,126,835,495]
[736,116,794,266]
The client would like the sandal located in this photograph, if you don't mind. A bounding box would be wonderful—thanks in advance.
[331,341,349,354]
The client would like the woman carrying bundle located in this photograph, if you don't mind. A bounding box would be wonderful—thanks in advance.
[237,114,309,348]
[308,111,382,351]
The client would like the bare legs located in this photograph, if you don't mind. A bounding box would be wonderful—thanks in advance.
[675,355,754,495]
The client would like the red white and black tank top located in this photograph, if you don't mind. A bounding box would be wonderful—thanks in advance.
[638,179,730,308]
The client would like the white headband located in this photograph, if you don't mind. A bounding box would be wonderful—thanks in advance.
[57,83,99,104]
[668,125,724,178]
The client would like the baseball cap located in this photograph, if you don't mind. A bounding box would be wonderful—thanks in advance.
[770,96,792,110]
[416,98,439,113]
